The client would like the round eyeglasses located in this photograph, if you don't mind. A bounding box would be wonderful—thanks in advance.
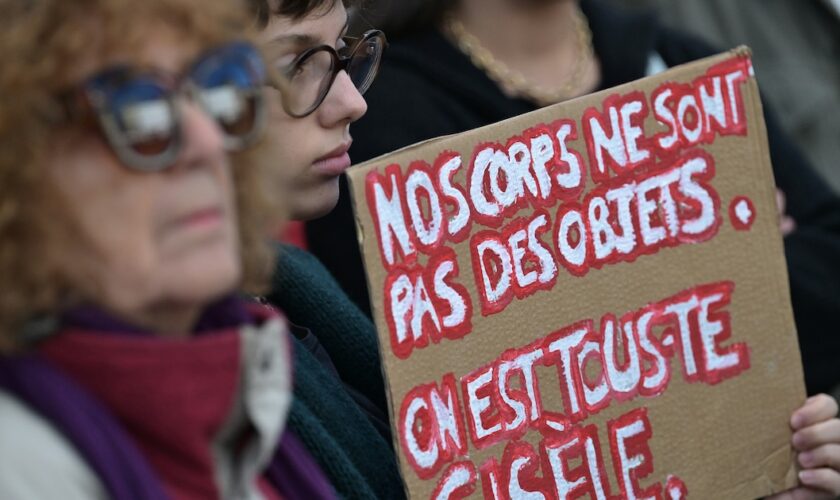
[269,29,386,118]
[61,41,267,171]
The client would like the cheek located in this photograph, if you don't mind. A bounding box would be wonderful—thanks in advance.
[49,141,159,277]
[266,110,319,183]
[61,176,161,301]
[265,100,342,219]
[150,171,242,303]
[45,138,163,309]
[45,131,243,316]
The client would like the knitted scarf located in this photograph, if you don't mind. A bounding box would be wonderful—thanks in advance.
[0,298,336,500]
[267,244,405,499]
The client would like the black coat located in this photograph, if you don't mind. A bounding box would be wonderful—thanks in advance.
[307,0,840,394]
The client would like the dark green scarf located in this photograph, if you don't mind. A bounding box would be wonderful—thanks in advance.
[266,244,404,499]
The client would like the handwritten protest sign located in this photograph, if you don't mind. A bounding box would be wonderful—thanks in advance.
[347,49,806,499]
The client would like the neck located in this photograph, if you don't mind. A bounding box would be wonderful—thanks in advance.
[453,0,580,59]
[144,305,202,337]
[446,0,599,103]
[111,302,203,338]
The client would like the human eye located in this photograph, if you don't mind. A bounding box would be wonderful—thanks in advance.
[337,42,355,59]
[277,48,325,80]
[287,56,315,80]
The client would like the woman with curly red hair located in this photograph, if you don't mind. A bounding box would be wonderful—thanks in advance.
[0,0,335,497]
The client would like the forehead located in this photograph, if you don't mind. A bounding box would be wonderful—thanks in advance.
[259,1,348,46]
[65,22,214,89]
[106,27,205,75]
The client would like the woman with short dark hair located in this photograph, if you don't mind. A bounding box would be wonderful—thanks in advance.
[244,0,406,498]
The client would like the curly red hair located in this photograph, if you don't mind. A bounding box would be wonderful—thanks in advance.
[0,0,285,351]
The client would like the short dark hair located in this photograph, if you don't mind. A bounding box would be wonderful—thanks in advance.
[247,0,359,27]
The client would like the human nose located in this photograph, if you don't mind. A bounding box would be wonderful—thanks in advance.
[175,100,227,169]
[317,69,368,127]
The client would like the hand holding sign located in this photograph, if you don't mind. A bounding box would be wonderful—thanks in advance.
[349,49,813,499]
[766,395,840,500]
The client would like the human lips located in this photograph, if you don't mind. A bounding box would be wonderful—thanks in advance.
[312,141,352,176]
[170,205,225,233]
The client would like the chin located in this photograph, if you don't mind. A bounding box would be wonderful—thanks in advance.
[290,183,340,221]
[164,244,242,303]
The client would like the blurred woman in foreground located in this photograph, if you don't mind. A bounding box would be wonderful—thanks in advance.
[0,0,334,497]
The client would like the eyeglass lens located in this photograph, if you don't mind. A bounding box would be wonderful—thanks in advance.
[284,50,336,116]
[347,36,382,94]
[191,43,265,146]
[109,79,177,157]
[281,31,384,117]
[90,42,266,170]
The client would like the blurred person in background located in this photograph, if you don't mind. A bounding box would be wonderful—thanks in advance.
[0,0,334,497]
[649,0,840,195]
[246,0,405,497]
[307,0,840,399]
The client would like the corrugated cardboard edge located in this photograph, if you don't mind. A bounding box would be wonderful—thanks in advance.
[347,152,414,498]
[346,45,804,498]
[740,44,804,494]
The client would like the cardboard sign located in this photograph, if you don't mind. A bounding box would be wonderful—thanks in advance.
[347,49,805,499]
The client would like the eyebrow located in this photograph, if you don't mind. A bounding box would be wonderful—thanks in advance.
[268,13,351,47]
[268,32,322,46]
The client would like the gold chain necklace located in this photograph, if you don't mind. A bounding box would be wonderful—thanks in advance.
[444,6,594,106]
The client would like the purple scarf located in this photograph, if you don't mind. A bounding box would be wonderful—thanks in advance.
[0,298,335,500]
